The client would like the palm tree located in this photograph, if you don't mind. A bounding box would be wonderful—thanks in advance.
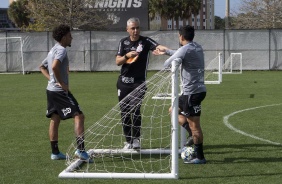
[149,0,169,30]
[149,0,202,30]
[180,0,201,27]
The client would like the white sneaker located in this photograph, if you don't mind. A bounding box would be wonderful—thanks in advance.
[132,139,140,149]
[123,142,132,149]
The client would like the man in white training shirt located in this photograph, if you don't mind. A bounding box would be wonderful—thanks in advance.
[156,25,207,164]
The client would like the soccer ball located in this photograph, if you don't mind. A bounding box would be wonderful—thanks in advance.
[181,146,195,161]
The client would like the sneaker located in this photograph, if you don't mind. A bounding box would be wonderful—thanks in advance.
[132,139,140,149]
[75,149,93,163]
[184,157,206,164]
[123,142,132,149]
[185,136,194,147]
[51,152,66,160]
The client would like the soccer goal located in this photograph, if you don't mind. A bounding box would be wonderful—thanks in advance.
[205,52,222,84]
[59,59,184,179]
[222,53,242,74]
[153,53,223,101]
[0,37,24,75]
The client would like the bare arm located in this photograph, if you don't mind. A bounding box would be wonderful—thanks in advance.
[116,55,128,66]
[39,63,50,80]
[116,51,138,66]
[52,59,68,92]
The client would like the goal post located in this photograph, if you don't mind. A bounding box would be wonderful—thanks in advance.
[205,52,222,84]
[0,37,24,75]
[59,59,183,179]
[152,52,223,101]
[222,53,243,74]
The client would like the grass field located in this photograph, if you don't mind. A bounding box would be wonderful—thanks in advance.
[1,71,282,184]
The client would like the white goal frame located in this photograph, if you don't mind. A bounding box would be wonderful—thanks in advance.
[59,59,183,179]
[152,53,223,102]
[0,37,24,75]
[222,53,242,74]
[204,52,222,84]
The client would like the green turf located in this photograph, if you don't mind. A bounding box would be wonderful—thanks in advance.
[1,71,282,184]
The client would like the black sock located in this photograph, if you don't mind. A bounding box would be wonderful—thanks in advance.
[76,137,85,151]
[51,141,59,154]
[194,143,204,159]
[182,122,192,137]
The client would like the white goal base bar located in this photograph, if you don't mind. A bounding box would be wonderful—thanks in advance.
[88,148,182,155]
[59,148,181,179]
[205,80,221,84]
[59,171,178,179]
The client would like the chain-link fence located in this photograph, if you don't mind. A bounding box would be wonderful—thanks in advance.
[0,29,282,73]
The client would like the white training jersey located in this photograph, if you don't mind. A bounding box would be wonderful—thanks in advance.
[164,42,206,95]
[42,43,69,91]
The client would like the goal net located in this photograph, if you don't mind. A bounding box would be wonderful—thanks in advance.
[59,59,183,179]
[0,37,24,75]
[222,53,242,74]
[205,53,222,84]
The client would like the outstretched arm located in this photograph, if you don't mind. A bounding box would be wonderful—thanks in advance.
[153,45,176,56]
[164,47,185,67]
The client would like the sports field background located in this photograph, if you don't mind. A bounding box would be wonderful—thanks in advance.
[1,71,282,184]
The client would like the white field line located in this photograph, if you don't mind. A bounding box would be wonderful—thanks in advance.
[223,104,282,146]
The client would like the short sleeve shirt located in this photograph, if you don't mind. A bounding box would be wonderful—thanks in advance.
[116,36,159,82]
[42,43,69,91]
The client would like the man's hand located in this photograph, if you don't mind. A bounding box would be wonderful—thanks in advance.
[125,51,139,64]
[153,45,169,55]
[56,82,69,92]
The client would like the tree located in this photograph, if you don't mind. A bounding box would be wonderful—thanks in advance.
[165,0,201,30]
[214,16,225,29]
[26,0,112,31]
[178,0,201,27]
[233,0,282,29]
[149,0,201,30]
[8,0,30,28]
[149,0,168,30]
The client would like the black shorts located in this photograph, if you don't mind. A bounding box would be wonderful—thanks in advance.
[46,90,83,120]
[116,77,146,102]
[179,92,206,117]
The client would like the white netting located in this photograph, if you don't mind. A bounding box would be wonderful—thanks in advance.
[0,37,24,74]
[223,53,243,74]
[205,53,222,84]
[64,68,175,176]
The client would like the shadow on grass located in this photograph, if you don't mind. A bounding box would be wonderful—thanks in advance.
[204,143,282,164]
[184,172,282,180]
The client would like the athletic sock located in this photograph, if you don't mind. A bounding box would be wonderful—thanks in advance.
[51,141,59,154]
[194,143,205,159]
[182,122,192,137]
[76,137,85,152]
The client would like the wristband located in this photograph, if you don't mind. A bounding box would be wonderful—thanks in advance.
[124,54,129,59]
